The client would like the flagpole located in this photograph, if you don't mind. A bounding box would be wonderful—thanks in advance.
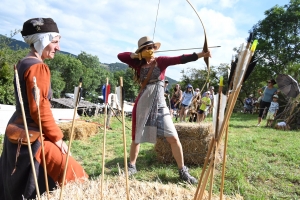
[59,77,82,200]
[33,77,49,199]
[14,66,41,200]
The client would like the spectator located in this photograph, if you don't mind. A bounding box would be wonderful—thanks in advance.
[189,88,200,122]
[266,95,279,127]
[243,94,254,114]
[194,88,200,96]
[179,84,195,122]
[202,86,215,118]
[257,79,278,126]
[197,91,211,122]
[170,84,182,119]
[164,80,170,108]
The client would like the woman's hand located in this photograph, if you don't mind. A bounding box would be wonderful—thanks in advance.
[130,53,142,60]
[55,139,69,155]
[197,50,211,58]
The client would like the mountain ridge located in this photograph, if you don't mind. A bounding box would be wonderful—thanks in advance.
[1,34,179,86]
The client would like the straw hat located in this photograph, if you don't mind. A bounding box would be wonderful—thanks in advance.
[135,36,161,53]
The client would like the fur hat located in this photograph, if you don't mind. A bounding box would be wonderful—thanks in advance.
[135,36,161,53]
[21,18,59,36]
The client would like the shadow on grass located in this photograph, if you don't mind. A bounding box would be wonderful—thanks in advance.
[102,148,186,184]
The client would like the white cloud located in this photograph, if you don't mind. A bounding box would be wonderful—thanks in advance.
[219,0,240,8]
[0,0,290,81]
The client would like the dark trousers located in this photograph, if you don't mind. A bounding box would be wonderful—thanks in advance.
[258,100,271,118]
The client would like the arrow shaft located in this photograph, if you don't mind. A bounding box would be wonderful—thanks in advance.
[156,45,220,53]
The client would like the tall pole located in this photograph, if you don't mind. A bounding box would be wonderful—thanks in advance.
[59,78,82,200]
[33,77,49,199]
[120,77,130,200]
[101,78,109,199]
[14,66,41,200]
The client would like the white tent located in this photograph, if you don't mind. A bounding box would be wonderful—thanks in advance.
[0,104,79,135]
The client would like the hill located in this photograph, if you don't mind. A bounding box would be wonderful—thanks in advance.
[0,34,76,56]
[107,62,179,88]
[1,35,179,85]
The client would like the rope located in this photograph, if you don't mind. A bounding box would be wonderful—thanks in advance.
[152,0,161,40]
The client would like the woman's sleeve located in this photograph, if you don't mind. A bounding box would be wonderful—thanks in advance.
[117,52,139,69]
[24,63,64,142]
[157,53,198,70]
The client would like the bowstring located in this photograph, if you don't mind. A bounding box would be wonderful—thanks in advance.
[152,0,161,40]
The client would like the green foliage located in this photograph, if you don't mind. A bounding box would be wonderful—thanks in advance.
[50,70,66,98]
[251,0,300,76]
[107,62,128,72]
[45,53,84,94]
[113,68,139,102]
[233,0,300,105]
[77,51,116,102]
[178,64,229,94]
[0,64,14,104]
[0,32,28,104]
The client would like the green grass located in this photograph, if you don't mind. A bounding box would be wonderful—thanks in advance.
[1,113,299,199]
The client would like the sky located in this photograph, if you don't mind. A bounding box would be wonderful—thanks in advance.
[0,0,291,81]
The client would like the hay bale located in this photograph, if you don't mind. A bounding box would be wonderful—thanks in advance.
[37,175,243,200]
[155,122,224,165]
[58,121,99,140]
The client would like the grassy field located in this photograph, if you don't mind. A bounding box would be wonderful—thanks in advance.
[0,112,299,199]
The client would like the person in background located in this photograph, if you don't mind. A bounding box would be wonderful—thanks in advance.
[203,86,215,119]
[188,87,200,122]
[194,88,200,96]
[179,84,195,122]
[197,91,211,123]
[170,84,182,119]
[265,94,279,127]
[0,18,88,200]
[243,94,254,114]
[117,36,211,184]
[257,79,278,126]
[164,79,170,108]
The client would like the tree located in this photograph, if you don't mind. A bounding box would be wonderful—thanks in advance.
[251,0,300,76]
[178,64,229,94]
[113,68,139,102]
[50,70,65,98]
[0,32,28,104]
[77,51,116,101]
[46,53,84,94]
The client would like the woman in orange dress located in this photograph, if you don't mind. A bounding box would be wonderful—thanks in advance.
[0,18,88,200]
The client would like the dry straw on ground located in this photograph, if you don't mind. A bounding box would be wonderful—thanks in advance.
[58,121,100,140]
[155,122,224,165]
[38,175,243,200]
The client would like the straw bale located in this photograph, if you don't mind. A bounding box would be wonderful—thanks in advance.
[175,122,213,138]
[58,121,99,140]
[38,175,243,200]
[155,122,224,165]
